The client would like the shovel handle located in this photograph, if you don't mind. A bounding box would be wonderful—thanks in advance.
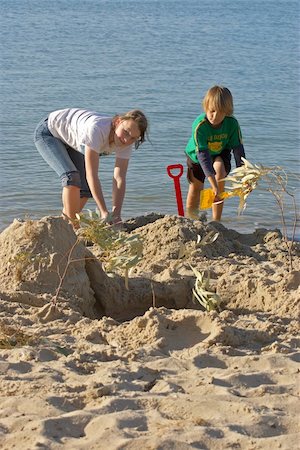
[166,164,184,216]
[167,164,184,179]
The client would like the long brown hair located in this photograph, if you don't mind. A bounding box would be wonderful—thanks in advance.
[112,109,149,149]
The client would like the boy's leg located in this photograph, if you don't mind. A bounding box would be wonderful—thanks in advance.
[186,158,205,219]
[212,157,227,221]
[186,170,204,219]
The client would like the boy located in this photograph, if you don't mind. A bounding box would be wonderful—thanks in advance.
[185,85,245,221]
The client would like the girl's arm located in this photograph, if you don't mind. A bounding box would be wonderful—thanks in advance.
[112,157,129,223]
[85,146,109,219]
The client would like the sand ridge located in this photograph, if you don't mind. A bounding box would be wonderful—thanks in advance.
[0,214,299,449]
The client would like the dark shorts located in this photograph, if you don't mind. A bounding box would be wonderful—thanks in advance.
[187,149,232,183]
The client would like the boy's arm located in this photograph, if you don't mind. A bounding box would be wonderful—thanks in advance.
[197,150,220,196]
[197,149,215,177]
[232,144,245,167]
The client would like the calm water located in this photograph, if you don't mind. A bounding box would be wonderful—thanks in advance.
[0,0,299,237]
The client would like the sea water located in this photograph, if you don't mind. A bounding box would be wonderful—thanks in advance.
[0,0,299,237]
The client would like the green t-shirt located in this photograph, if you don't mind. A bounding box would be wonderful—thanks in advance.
[185,113,243,163]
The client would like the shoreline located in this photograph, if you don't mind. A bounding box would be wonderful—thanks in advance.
[0,210,299,241]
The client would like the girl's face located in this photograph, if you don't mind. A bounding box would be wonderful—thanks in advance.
[206,106,226,128]
[114,119,141,146]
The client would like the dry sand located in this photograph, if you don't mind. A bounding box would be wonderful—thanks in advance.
[0,214,299,449]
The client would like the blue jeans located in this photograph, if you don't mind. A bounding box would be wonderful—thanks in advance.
[34,117,92,198]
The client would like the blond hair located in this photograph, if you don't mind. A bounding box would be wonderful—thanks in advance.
[202,86,234,116]
[112,109,149,149]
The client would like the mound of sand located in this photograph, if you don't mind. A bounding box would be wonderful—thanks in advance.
[0,214,299,449]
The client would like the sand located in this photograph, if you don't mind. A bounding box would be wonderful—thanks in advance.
[0,214,299,449]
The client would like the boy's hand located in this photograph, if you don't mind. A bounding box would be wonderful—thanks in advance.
[208,176,224,205]
[213,194,224,205]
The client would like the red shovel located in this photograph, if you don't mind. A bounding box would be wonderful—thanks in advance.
[166,164,185,216]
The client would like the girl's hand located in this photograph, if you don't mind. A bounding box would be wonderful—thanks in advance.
[101,210,110,221]
[112,214,122,225]
[112,213,126,230]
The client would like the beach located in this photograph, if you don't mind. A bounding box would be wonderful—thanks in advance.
[0,214,299,449]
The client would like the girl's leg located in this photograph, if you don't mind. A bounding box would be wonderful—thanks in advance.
[34,119,79,181]
[61,193,88,227]
[62,186,81,220]
[80,197,89,211]
[34,118,82,221]
[65,146,92,216]
[212,157,227,221]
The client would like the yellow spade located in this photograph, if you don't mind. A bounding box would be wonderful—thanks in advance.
[199,188,236,209]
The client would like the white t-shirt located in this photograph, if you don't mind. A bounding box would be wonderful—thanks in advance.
[48,108,132,160]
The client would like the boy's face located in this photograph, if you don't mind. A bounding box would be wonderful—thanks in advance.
[206,106,226,128]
